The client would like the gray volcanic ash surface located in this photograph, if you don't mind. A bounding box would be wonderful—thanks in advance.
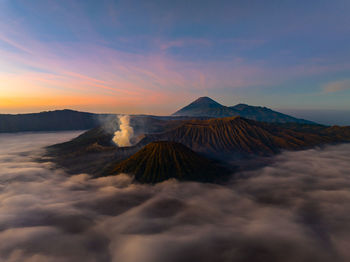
[1,132,350,261]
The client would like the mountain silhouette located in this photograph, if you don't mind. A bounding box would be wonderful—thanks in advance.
[104,141,230,183]
[1,97,314,133]
[173,97,314,124]
[47,116,350,181]
[0,110,202,133]
[0,110,100,132]
[172,97,237,118]
[141,116,346,156]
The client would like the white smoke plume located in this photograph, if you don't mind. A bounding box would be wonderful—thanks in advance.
[113,115,134,147]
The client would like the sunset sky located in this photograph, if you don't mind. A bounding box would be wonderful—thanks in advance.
[1,0,350,117]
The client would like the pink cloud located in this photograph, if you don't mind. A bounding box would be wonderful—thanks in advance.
[1,17,349,114]
[158,38,211,51]
[323,79,350,93]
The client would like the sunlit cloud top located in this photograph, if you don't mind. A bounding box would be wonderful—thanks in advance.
[0,0,350,114]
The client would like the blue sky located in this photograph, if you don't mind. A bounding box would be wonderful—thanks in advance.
[0,0,349,123]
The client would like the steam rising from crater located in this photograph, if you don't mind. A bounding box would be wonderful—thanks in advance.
[113,115,134,147]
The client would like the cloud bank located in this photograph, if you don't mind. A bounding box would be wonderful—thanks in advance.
[0,132,350,261]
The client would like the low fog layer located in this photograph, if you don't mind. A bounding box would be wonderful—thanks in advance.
[0,132,350,262]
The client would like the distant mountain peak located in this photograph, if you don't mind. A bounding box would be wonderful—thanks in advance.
[172,97,315,124]
[172,97,232,117]
[192,96,222,106]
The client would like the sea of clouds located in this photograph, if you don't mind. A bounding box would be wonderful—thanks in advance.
[0,132,350,262]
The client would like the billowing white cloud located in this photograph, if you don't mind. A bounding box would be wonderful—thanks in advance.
[0,132,350,261]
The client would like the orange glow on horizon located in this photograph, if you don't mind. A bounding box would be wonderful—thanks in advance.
[0,94,181,115]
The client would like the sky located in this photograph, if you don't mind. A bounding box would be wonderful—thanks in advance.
[0,0,350,118]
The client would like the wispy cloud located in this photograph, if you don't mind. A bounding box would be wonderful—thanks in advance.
[157,38,211,51]
[323,79,350,93]
[1,0,350,113]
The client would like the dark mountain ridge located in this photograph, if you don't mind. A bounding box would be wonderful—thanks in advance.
[173,97,314,124]
[0,97,316,133]
[47,116,350,182]
[0,109,100,132]
[140,116,342,157]
[0,109,208,133]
